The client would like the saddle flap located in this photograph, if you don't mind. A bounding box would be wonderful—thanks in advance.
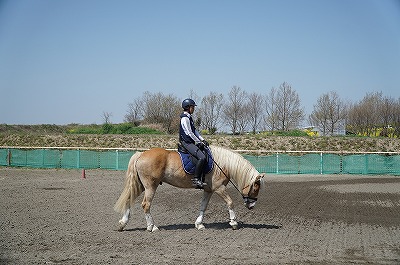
[177,143,188,154]
[178,148,214,175]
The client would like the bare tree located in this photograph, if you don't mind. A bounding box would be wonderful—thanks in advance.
[160,94,181,133]
[142,91,181,133]
[309,91,347,136]
[264,87,279,131]
[247,92,264,134]
[187,89,200,105]
[199,92,223,134]
[378,95,396,137]
[347,92,382,136]
[266,82,304,131]
[394,98,400,137]
[102,111,112,124]
[348,92,399,137]
[237,105,251,134]
[223,86,247,134]
[124,98,143,126]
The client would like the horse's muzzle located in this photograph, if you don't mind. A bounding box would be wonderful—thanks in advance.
[243,196,257,210]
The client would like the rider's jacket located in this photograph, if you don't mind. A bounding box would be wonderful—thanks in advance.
[179,112,196,144]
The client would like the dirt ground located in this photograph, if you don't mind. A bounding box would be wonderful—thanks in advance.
[1,168,399,264]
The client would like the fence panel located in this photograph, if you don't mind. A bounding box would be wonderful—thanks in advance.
[0,149,8,166]
[43,149,61,168]
[342,154,366,174]
[390,155,400,175]
[9,149,27,167]
[60,150,78,169]
[299,154,321,174]
[244,154,276,174]
[116,151,135,170]
[322,153,342,174]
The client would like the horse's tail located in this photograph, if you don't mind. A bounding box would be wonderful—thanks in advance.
[114,151,144,214]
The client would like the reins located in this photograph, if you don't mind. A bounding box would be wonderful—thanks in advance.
[179,143,257,202]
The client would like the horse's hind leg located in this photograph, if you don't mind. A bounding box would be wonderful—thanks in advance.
[215,186,238,230]
[141,187,159,232]
[118,208,131,231]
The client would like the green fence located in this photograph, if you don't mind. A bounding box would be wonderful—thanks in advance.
[244,153,400,175]
[1,148,400,175]
[0,148,135,171]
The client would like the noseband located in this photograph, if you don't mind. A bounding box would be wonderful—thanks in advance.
[243,196,258,204]
[241,183,258,204]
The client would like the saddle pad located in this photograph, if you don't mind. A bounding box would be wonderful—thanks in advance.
[178,149,214,175]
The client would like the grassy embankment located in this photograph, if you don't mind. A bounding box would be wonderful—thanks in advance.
[1,124,399,153]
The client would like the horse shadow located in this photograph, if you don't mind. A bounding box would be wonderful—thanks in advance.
[124,222,281,231]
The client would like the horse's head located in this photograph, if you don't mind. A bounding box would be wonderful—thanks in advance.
[242,174,264,210]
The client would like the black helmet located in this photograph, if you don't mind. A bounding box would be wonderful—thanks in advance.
[182,98,197,110]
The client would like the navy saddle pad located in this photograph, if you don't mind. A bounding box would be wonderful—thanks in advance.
[178,149,214,175]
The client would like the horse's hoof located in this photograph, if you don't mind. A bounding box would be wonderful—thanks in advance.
[195,223,205,230]
[147,225,159,232]
[118,221,126,232]
[230,221,238,230]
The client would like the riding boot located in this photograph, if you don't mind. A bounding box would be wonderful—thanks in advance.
[192,158,206,189]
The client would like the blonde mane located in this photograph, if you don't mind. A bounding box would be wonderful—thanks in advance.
[210,145,260,190]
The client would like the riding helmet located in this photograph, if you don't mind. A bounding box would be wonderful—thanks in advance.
[182,98,197,110]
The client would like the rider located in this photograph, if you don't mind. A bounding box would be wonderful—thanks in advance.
[179,98,209,189]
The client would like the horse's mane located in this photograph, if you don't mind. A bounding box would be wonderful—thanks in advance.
[210,145,260,190]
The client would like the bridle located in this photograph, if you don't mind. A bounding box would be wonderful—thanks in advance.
[206,147,258,204]
[241,182,258,205]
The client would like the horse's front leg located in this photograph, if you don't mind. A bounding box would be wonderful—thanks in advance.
[215,186,238,230]
[195,191,213,230]
[142,187,159,232]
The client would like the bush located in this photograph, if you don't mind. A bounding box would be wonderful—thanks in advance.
[66,123,162,135]
[273,130,309,137]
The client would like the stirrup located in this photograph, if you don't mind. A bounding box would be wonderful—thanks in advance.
[192,179,206,189]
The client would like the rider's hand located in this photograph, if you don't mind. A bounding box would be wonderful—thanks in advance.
[202,140,209,147]
[196,142,205,150]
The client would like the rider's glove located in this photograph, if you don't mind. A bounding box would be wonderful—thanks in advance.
[196,142,205,151]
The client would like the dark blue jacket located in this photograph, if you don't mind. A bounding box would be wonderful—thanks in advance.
[179,112,196,144]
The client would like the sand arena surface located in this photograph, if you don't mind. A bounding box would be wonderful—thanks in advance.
[1,168,399,264]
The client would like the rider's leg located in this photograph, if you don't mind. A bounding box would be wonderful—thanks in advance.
[193,157,206,188]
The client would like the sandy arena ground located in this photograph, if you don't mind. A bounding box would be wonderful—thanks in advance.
[1,168,399,264]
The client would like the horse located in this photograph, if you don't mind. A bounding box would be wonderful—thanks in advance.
[114,145,265,232]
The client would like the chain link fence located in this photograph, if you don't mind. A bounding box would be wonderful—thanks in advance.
[1,147,400,175]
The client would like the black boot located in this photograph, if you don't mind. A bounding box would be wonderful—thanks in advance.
[192,158,206,189]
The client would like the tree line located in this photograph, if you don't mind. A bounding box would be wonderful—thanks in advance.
[122,82,400,137]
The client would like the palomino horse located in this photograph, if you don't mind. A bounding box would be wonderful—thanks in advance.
[114,145,264,232]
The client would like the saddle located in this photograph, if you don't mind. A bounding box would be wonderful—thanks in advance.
[177,143,214,175]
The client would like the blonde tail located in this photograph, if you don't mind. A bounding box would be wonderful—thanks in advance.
[114,151,144,213]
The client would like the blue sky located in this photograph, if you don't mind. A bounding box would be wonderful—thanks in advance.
[1,0,399,125]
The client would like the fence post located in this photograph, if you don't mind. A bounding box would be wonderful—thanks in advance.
[276,152,279,174]
[77,149,80,169]
[320,152,323,174]
[116,150,119,170]
[7,148,11,166]
[42,149,45,168]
